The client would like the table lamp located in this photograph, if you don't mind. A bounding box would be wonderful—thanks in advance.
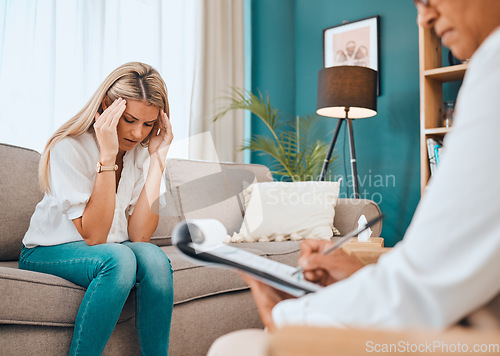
[316,65,377,198]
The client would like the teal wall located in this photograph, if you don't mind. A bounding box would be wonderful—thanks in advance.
[250,0,421,247]
[250,0,296,170]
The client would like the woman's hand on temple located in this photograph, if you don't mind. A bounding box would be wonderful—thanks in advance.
[298,239,365,286]
[94,97,126,163]
[148,109,173,162]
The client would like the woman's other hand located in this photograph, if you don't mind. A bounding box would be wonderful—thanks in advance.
[298,239,365,286]
[148,109,173,161]
[94,97,126,163]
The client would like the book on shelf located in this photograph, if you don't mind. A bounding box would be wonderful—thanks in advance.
[427,138,443,175]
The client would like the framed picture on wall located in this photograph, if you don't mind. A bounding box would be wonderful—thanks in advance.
[323,16,380,95]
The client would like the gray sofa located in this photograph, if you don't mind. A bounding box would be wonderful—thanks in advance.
[0,143,382,356]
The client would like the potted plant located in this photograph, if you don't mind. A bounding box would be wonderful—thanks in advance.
[214,89,337,181]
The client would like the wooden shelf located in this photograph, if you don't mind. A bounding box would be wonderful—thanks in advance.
[424,63,469,82]
[424,127,452,135]
[419,27,467,193]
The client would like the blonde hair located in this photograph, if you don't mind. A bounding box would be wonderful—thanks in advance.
[39,62,170,193]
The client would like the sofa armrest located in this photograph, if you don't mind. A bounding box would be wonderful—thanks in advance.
[334,199,382,237]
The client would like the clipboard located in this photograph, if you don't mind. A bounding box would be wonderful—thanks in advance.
[172,219,321,297]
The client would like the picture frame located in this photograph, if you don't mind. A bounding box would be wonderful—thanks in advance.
[323,16,380,95]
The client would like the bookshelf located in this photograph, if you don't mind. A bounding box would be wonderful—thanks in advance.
[418,26,469,193]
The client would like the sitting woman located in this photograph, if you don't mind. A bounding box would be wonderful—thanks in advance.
[19,62,174,356]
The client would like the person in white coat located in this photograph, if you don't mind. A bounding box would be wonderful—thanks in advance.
[208,0,500,354]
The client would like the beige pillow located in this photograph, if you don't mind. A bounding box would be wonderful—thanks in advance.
[226,181,341,243]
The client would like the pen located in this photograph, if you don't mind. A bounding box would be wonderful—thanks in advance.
[291,214,385,276]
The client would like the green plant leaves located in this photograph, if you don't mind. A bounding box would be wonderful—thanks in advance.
[214,89,337,181]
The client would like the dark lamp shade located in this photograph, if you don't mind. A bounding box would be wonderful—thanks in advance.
[317,66,377,119]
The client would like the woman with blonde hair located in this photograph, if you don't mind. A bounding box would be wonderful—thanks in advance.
[20,62,174,355]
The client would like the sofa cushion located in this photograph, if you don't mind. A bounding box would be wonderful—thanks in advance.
[229,181,341,243]
[0,144,44,261]
[0,266,134,326]
[0,242,300,326]
[153,159,273,244]
[237,241,301,265]
[162,243,300,304]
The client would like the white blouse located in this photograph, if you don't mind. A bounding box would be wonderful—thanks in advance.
[23,129,149,247]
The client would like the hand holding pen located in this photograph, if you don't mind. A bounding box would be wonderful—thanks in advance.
[291,214,385,283]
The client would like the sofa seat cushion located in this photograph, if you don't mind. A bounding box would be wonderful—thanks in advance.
[0,242,300,326]
[165,245,253,304]
[0,266,134,327]
[237,241,301,265]
[164,241,301,304]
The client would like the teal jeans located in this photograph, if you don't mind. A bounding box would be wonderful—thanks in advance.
[19,241,174,356]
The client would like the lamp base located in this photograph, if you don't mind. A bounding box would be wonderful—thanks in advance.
[318,112,360,199]
[318,118,344,182]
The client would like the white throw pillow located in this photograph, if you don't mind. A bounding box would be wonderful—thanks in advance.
[226,181,341,243]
